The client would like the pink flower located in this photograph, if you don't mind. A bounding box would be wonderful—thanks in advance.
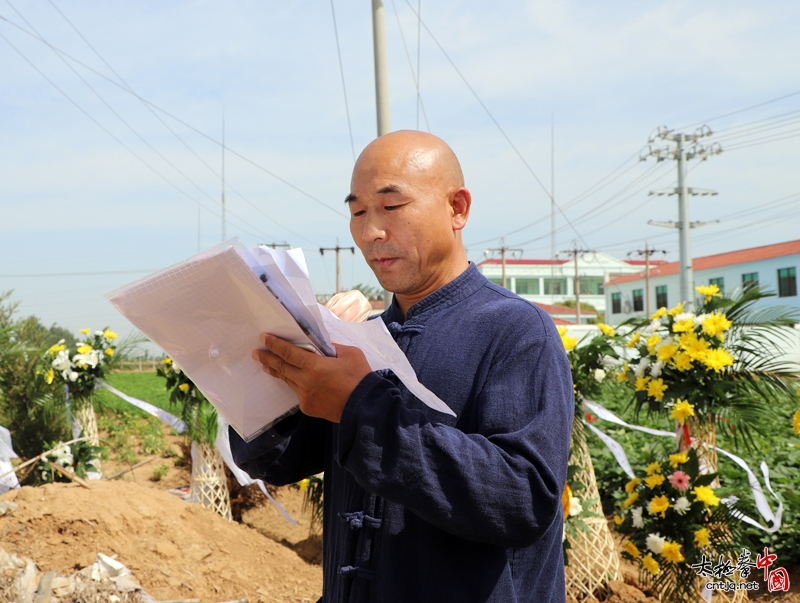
[669,471,690,492]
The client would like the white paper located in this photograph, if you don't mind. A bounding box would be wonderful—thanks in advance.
[105,239,453,442]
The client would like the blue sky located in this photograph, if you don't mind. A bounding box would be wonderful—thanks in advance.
[2,0,799,339]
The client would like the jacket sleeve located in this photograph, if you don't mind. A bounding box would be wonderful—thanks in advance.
[334,319,574,549]
[229,411,327,487]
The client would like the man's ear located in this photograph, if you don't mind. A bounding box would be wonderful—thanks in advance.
[450,187,471,231]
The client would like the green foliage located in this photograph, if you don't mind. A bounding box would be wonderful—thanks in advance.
[156,358,217,445]
[97,409,169,463]
[294,475,324,536]
[150,463,170,482]
[94,371,174,415]
[0,293,69,459]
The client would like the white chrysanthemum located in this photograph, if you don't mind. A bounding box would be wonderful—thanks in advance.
[94,330,104,337]
[569,496,583,517]
[51,350,72,372]
[649,361,664,378]
[601,355,623,369]
[694,313,709,326]
[73,349,101,369]
[674,312,696,323]
[634,357,651,378]
[646,533,665,554]
[631,507,644,528]
[68,371,79,382]
[673,496,691,515]
[642,321,660,336]
[594,368,606,383]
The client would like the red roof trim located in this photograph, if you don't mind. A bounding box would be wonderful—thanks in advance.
[477,258,568,266]
[606,239,800,286]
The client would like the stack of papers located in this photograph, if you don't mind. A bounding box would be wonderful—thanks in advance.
[105,239,453,441]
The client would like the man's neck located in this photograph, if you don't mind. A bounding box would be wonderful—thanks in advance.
[394,258,470,318]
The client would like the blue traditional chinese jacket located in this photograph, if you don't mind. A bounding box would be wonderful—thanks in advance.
[230,263,574,602]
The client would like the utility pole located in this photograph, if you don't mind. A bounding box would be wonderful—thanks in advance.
[261,242,292,249]
[642,126,721,310]
[559,246,591,324]
[372,0,393,310]
[484,239,522,290]
[320,244,355,294]
[628,243,668,315]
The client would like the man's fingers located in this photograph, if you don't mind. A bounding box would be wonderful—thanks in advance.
[253,347,305,384]
[259,334,312,367]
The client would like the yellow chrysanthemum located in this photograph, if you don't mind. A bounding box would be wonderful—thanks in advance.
[614,515,625,526]
[616,362,629,383]
[702,348,734,373]
[598,323,616,337]
[647,378,667,401]
[557,327,578,351]
[650,307,666,320]
[656,342,678,363]
[46,343,66,355]
[793,409,800,435]
[76,344,92,355]
[105,348,114,356]
[624,541,642,559]
[163,357,173,365]
[178,383,190,392]
[635,376,650,392]
[672,352,693,372]
[298,478,310,492]
[45,368,55,384]
[701,313,732,338]
[694,528,711,548]
[79,328,91,335]
[669,399,695,426]
[625,477,641,493]
[645,474,666,489]
[622,492,639,508]
[646,334,662,354]
[642,553,661,575]
[645,462,662,475]
[672,318,695,333]
[669,451,689,468]
[103,328,118,340]
[667,302,685,317]
[647,495,670,517]
[661,541,685,563]
[692,485,721,508]
[626,332,641,348]
[680,333,709,361]
[696,284,722,300]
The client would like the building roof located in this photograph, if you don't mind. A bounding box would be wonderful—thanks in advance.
[477,258,568,266]
[534,302,598,316]
[607,239,800,286]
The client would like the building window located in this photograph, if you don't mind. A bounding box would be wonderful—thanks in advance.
[544,278,567,295]
[515,278,539,295]
[708,277,724,295]
[577,276,605,295]
[742,272,759,291]
[778,267,797,297]
[632,289,644,312]
[611,292,621,314]
[655,285,668,309]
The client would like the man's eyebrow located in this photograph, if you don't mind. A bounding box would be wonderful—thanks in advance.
[377,185,400,195]
[344,193,357,204]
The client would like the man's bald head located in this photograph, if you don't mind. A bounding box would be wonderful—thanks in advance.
[347,131,471,314]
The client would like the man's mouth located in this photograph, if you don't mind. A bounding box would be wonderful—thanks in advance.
[372,257,399,269]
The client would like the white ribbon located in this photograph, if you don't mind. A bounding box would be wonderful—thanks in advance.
[583,399,782,533]
[97,379,295,524]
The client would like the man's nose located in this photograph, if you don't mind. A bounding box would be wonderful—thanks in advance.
[358,212,386,243]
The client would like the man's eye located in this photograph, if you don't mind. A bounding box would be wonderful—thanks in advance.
[352,209,366,217]
[385,205,400,211]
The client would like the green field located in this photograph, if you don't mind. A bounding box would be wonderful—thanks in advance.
[94,371,174,417]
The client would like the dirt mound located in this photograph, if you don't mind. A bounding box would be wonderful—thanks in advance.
[0,481,321,602]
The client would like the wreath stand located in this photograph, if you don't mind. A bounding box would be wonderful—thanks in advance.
[565,418,621,600]
[190,441,232,521]
[73,396,102,477]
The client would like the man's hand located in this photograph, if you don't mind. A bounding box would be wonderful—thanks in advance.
[325,290,372,322]
[253,333,372,423]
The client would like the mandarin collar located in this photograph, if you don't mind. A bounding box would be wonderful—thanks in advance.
[384,263,484,325]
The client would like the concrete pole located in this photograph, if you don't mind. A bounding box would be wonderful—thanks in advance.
[574,252,581,324]
[372,0,393,310]
[645,242,651,316]
[676,134,693,310]
[501,247,507,289]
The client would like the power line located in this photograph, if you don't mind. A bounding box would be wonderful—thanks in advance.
[678,89,800,130]
[0,11,347,220]
[329,0,356,162]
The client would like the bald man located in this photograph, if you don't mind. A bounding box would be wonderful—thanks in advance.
[231,131,573,603]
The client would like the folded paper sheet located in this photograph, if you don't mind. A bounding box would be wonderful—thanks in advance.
[106,239,453,441]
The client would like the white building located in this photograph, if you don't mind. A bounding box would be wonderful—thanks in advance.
[604,239,800,323]
[476,252,656,318]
